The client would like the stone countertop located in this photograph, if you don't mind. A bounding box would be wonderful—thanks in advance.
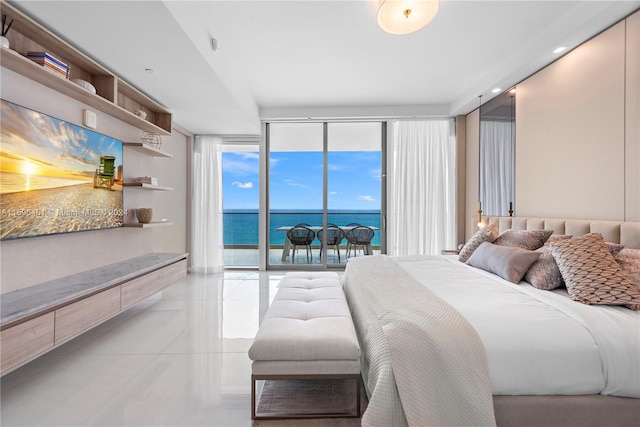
[1,252,188,327]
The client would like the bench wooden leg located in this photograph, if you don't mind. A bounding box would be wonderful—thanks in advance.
[251,373,362,420]
[251,374,256,420]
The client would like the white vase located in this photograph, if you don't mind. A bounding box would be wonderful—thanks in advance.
[0,36,9,49]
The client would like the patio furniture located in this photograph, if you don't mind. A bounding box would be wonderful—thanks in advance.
[345,226,375,257]
[286,225,315,263]
[317,225,345,263]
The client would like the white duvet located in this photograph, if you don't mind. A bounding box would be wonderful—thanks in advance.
[395,255,640,398]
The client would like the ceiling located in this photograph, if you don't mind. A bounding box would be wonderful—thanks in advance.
[11,0,640,135]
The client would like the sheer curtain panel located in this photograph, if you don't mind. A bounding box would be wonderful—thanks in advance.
[480,120,514,216]
[191,135,224,273]
[388,120,456,256]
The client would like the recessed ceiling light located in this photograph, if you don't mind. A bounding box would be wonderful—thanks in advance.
[491,88,501,94]
[145,68,155,74]
[553,46,567,54]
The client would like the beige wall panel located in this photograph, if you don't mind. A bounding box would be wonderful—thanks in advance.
[0,69,189,293]
[54,286,121,344]
[1,312,54,374]
[626,11,640,221]
[516,21,626,221]
[465,109,480,240]
[120,259,187,309]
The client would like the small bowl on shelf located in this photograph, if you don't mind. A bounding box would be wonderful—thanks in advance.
[135,208,153,224]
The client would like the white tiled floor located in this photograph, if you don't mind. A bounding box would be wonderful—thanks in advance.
[0,271,291,426]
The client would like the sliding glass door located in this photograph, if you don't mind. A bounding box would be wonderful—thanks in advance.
[267,122,383,269]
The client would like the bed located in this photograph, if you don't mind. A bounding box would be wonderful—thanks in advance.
[342,216,640,427]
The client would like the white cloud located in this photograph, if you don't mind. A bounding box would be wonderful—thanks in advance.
[232,181,253,189]
[358,195,376,202]
[283,179,311,190]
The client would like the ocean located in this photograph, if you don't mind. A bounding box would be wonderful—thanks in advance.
[224,210,381,247]
[0,171,89,194]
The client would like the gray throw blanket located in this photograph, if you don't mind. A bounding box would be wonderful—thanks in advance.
[343,255,496,427]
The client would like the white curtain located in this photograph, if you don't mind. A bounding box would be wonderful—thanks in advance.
[480,120,515,216]
[191,135,224,273]
[388,119,457,256]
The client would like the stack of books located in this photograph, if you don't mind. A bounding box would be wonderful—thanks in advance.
[26,51,70,78]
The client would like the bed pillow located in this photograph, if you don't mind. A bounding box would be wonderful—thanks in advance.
[544,234,572,245]
[525,235,573,290]
[606,242,625,258]
[467,242,540,284]
[493,229,553,251]
[524,248,565,290]
[616,248,640,289]
[548,233,640,310]
[458,223,498,263]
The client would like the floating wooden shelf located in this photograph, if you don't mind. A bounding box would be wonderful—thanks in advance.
[123,142,173,158]
[123,183,173,191]
[0,1,172,135]
[124,222,173,228]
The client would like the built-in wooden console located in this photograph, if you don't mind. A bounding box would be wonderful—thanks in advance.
[0,253,188,376]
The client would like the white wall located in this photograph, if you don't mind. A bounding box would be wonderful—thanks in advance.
[0,68,189,293]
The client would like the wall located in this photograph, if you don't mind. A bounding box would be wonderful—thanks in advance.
[0,68,189,293]
[516,20,627,220]
[464,11,639,238]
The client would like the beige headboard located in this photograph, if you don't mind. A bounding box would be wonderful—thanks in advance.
[485,216,640,250]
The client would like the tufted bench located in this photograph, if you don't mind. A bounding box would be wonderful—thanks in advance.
[248,271,361,420]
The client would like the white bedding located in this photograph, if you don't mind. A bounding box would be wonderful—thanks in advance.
[395,255,640,397]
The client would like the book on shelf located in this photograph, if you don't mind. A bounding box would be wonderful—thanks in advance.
[135,176,159,185]
[26,51,70,78]
[26,51,69,69]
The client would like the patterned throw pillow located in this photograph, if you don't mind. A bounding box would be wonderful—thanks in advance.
[458,223,498,263]
[616,249,640,289]
[494,229,553,251]
[548,233,640,310]
[544,234,572,245]
[524,247,565,290]
[525,235,572,290]
[606,242,625,258]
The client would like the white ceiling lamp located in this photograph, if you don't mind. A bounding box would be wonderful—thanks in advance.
[377,0,439,35]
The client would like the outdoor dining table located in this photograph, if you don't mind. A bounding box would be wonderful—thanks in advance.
[276,225,378,261]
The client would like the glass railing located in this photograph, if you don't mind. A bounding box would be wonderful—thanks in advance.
[223,210,381,266]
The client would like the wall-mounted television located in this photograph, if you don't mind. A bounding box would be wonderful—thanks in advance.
[1,99,123,240]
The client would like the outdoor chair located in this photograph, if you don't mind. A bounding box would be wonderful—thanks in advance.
[287,225,315,263]
[345,226,375,257]
[317,225,345,263]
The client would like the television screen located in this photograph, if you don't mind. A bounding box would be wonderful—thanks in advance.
[1,99,124,240]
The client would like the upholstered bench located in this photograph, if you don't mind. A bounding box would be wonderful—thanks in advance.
[248,271,361,420]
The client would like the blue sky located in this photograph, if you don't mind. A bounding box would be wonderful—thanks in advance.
[222,151,381,210]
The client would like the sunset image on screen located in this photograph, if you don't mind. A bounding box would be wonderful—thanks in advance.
[0,100,123,240]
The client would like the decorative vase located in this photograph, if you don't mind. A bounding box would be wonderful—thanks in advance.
[135,208,153,224]
[0,36,9,49]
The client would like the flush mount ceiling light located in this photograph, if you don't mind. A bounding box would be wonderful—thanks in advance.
[377,0,439,35]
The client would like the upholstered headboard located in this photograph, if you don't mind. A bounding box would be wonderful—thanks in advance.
[485,216,640,250]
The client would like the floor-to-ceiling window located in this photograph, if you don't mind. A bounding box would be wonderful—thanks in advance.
[222,144,260,268]
[267,121,384,269]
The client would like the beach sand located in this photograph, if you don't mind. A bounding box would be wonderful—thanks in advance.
[1,183,123,240]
